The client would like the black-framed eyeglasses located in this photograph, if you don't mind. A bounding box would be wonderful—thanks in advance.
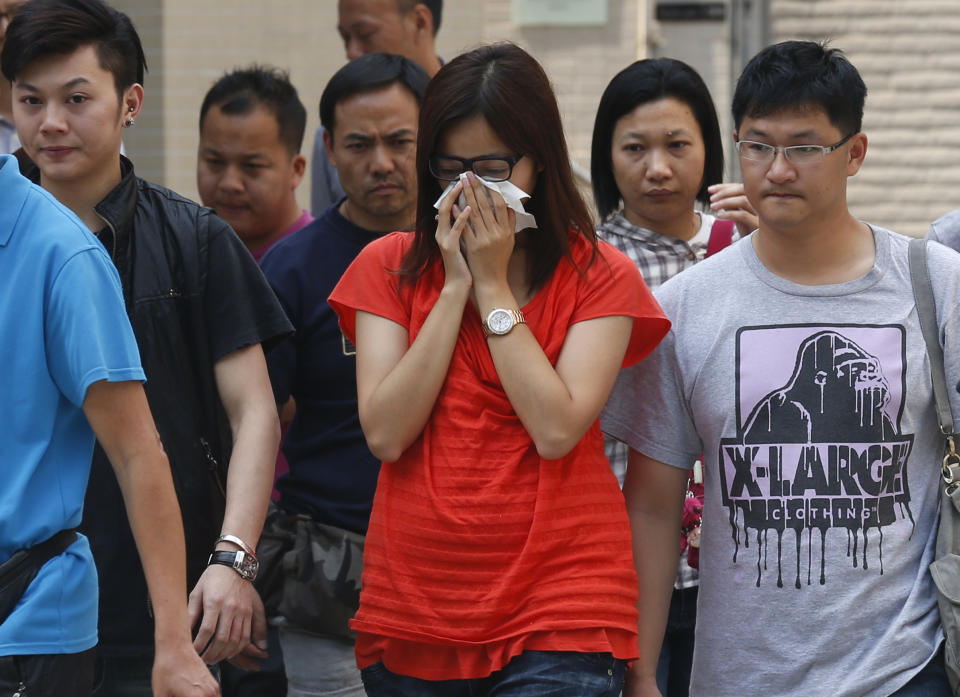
[735,132,856,165]
[429,154,523,182]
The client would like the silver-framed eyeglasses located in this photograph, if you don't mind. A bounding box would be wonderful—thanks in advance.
[429,154,523,182]
[735,133,855,165]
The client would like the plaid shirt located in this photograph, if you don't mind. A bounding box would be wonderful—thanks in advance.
[600,210,723,589]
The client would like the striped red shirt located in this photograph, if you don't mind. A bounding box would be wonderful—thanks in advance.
[329,231,669,680]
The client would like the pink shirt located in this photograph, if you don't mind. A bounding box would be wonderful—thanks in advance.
[252,209,314,263]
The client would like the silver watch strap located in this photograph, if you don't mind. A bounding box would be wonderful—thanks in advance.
[215,534,257,559]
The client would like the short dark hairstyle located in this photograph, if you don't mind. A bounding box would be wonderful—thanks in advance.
[397,0,442,35]
[401,42,596,293]
[200,66,307,155]
[320,53,429,136]
[1,0,146,94]
[591,58,724,221]
[732,40,867,135]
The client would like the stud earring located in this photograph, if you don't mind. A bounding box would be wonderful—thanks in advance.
[124,118,135,128]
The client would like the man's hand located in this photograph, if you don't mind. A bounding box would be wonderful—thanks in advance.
[227,589,269,671]
[152,641,220,696]
[227,639,270,672]
[623,450,688,697]
[623,669,663,697]
[188,564,267,665]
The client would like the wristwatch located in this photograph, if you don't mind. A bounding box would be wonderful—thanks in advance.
[482,308,525,337]
[208,549,259,581]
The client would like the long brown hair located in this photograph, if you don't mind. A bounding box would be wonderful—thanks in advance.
[400,42,596,291]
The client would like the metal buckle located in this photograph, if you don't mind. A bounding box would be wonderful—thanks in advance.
[942,435,960,495]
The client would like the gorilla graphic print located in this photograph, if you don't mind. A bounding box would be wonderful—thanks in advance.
[719,324,914,588]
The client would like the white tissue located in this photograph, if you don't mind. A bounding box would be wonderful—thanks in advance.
[433,172,537,233]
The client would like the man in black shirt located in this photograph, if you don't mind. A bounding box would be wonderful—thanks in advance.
[2,1,292,694]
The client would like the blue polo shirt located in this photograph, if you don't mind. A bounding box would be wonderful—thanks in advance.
[0,154,144,655]
[260,204,383,534]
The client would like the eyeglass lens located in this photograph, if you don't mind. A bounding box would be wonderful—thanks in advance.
[431,156,514,182]
[738,143,825,164]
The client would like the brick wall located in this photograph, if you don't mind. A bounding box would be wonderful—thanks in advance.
[771,0,960,237]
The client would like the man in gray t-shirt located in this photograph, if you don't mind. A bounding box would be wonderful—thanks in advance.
[604,41,960,697]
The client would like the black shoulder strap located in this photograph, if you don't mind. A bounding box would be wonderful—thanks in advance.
[0,529,78,625]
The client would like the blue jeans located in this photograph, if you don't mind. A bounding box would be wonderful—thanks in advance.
[360,650,626,697]
[888,647,951,697]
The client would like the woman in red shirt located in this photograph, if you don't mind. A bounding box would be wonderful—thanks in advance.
[329,42,670,696]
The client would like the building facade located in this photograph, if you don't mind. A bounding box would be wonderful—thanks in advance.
[114,0,960,236]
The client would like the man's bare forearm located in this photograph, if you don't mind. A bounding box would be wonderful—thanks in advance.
[213,344,279,551]
[83,379,218,695]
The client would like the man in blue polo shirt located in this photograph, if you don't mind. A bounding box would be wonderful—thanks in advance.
[259,53,427,697]
[0,153,217,697]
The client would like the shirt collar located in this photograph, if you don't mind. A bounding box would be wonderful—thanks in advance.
[603,211,703,253]
[0,155,29,247]
[250,209,315,262]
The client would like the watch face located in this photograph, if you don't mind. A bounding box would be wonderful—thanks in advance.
[237,553,259,581]
[487,309,514,335]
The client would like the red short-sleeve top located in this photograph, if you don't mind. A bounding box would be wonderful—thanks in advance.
[329,231,669,680]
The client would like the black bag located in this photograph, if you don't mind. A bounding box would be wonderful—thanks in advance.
[0,529,78,625]
[255,503,364,640]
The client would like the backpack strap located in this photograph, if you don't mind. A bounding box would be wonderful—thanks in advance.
[908,238,960,498]
[706,219,736,257]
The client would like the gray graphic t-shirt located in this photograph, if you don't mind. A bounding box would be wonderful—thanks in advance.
[603,226,960,697]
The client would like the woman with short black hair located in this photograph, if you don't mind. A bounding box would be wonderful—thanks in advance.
[592,58,757,697]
